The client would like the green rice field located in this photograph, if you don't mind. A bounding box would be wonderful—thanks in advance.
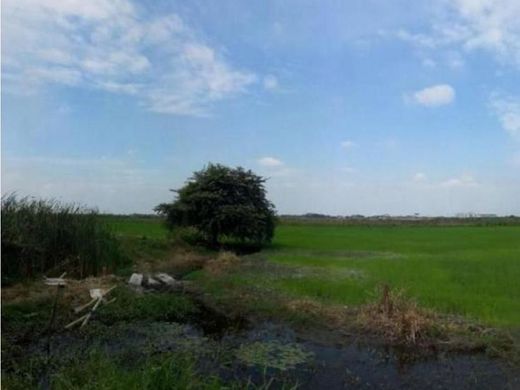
[268,224,520,327]
[107,217,520,327]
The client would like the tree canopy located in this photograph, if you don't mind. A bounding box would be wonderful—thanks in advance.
[156,164,276,247]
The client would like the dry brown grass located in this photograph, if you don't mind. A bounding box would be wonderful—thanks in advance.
[357,284,435,345]
[204,251,241,275]
[137,248,210,276]
[1,274,121,308]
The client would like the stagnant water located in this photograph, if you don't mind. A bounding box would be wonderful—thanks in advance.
[30,298,520,390]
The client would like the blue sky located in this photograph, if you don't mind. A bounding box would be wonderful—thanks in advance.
[2,0,520,215]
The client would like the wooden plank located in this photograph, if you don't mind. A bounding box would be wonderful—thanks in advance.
[44,277,66,286]
[74,298,97,314]
[65,313,89,329]
[80,298,102,328]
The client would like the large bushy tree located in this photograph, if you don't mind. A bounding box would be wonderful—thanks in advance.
[156,164,276,247]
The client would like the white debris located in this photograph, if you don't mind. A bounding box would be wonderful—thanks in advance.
[44,277,66,286]
[147,276,160,286]
[155,273,176,286]
[128,273,143,287]
[89,289,103,299]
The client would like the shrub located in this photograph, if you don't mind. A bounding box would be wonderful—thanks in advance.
[156,164,277,248]
[1,195,127,283]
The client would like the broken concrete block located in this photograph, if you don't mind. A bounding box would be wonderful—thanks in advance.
[147,276,160,286]
[128,273,143,287]
[155,273,176,286]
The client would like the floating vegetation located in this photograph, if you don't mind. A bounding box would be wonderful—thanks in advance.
[236,341,314,370]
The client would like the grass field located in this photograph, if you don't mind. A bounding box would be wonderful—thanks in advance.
[103,216,168,239]
[268,224,520,327]
[3,216,519,388]
[105,217,520,327]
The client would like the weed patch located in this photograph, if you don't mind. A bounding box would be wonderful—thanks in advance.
[357,285,436,345]
[3,349,226,390]
[1,195,127,283]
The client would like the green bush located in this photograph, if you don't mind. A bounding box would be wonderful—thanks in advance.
[1,195,127,283]
[156,164,277,248]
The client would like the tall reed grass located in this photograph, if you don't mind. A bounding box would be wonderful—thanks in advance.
[1,195,127,283]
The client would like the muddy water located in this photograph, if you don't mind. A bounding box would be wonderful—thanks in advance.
[33,303,520,390]
[223,322,519,389]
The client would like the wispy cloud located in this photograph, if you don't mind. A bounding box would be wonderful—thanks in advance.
[340,140,358,149]
[490,93,520,140]
[440,174,478,188]
[2,0,257,116]
[410,84,455,107]
[397,0,520,68]
[409,172,479,189]
[257,156,284,168]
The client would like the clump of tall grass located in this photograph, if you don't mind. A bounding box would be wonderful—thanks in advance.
[1,194,127,283]
[357,285,435,345]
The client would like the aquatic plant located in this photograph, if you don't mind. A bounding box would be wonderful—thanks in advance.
[236,341,313,371]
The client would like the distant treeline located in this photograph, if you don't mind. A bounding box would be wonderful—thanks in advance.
[101,212,520,227]
[100,213,162,219]
[280,214,520,226]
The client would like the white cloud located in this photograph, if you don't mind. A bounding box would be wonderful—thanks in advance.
[440,174,478,188]
[257,157,284,168]
[340,140,358,149]
[397,0,520,68]
[2,0,256,115]
[96,81,141,95]
[263,75,279,91]
[490,94,520,140]
[26,67,83,86]
[397,29,438,49]
[412,84,455,107]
